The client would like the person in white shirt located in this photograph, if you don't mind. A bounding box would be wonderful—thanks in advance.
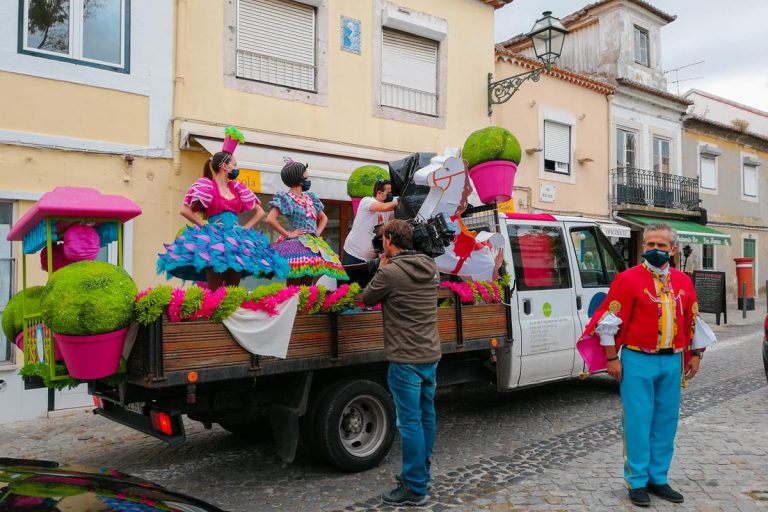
[343,180,398,286]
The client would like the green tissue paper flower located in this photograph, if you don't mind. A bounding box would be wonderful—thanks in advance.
[181,286,204,318]
[211,286,247,322]
[40,261,137,336]
[2,286,44,341]
[462,126,522,169]
[224,126,245,143]
[347,165,390,198]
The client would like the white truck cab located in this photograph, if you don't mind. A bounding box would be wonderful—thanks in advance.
[492,212,627,390]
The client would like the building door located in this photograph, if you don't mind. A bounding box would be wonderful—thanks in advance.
[743,238,757,288]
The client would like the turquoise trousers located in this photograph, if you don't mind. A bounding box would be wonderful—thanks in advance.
[620,348,682,489]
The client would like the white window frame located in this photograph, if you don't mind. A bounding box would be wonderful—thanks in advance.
[697,143,720,194]
[372,0,447,128]
[616,127,638,169]
[701,243,715,270]
[652,136,672,174]
[540,109,576,185]
[740,153,760,202]
[224,0,328,106]
[20,0,129,73]
[543,120,571,176]
[0,200,17,367]
[633,25,650,67]
[380,28,439,117]
[235,0,317,92]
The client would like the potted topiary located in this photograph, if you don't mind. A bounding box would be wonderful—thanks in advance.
[40,261,137,379]
[462,126,522,204]
[347,165,390,215]
[1,286,63,361]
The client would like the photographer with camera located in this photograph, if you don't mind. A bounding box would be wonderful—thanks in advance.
[342,180,398,287]
[361,220,440,506]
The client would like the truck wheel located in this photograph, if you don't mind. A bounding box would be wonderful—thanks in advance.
[314,379,396,472]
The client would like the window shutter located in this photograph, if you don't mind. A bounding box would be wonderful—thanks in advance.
[237,0,316,91]
[381,29,438,116]
[544,120,570,172]
[700,156,716,189]
[744,164,758,196]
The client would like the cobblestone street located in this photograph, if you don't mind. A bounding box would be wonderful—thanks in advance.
[1,313,766,511]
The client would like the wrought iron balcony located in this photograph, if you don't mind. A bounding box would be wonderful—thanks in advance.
[610,168,700,211]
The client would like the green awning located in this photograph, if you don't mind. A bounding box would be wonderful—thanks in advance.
[621,215,732,246]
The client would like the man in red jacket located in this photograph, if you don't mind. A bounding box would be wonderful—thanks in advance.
[583,222,701,507]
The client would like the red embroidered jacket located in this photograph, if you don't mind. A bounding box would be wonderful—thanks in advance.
[583,264,698,353]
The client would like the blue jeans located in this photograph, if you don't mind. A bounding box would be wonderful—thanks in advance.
[387,361,438,496]
[620,348,682,489]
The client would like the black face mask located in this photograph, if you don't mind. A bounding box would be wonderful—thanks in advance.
[383,192,394,203]
[301,180,312,192]
[228,168,240,180]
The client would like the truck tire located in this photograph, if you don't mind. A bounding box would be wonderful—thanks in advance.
[313,379,396,472]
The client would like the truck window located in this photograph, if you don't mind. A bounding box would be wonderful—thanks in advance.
[570,228,607,287]
[595,228,627,282]
[508,225,571,290]
[570,227,627,287]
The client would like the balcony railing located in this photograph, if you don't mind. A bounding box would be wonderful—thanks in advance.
[611,168,700,211]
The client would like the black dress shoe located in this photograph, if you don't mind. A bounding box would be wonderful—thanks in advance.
[628,487,651,507]
[648,483,684,503]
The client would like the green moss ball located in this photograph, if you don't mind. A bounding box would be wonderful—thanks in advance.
[462,127,522,168]
[2,286,44,341]
[41,261,137,336]
[347,165,390,198]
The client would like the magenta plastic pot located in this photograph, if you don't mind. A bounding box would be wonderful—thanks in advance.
[53,327,128,380]
[468,160,518,204]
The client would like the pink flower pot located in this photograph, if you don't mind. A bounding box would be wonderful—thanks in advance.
[54,327,129,380]
[468,160,518,205]
[15,327,63,361]
[222,137,239,154]
[350,197,362,216]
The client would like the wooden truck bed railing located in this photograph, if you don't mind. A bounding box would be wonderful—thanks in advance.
[127,289,510,388]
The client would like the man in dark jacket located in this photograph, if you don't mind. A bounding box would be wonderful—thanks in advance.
[362,219,440,506]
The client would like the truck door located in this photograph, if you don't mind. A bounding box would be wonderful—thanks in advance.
[565,223,627,375]
[507,222,577,386]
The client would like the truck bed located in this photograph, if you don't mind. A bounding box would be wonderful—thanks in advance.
[126,289,509,388]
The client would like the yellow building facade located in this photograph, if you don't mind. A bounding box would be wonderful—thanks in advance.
[0,0,507,419]
[494,50,616,218]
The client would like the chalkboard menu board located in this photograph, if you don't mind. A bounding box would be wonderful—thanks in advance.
[693,270,727,325]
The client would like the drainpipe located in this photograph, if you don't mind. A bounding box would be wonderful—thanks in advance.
[606,93,615,221]
[172,0,187,176]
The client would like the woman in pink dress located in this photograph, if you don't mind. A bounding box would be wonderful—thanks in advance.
[157,151,289,289]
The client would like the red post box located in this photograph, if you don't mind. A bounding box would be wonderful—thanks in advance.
[734,257,755,311]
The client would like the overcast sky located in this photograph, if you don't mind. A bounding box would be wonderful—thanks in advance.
[495,0,768,111]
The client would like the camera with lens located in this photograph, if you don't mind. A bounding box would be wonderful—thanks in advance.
[367,213,455,273]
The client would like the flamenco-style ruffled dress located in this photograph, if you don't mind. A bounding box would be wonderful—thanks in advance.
[157,178,289,281]
[269,191,348,280]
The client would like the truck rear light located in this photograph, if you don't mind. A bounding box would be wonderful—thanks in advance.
[150,410,174,436]
[92,396,104,409]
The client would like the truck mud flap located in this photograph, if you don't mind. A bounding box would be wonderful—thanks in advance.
[93,403,186,447]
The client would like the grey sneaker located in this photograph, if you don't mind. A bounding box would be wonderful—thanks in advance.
[395,474,432,492]
[382,483,428,506]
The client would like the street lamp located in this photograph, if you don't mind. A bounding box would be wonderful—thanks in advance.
[488,11,568,116]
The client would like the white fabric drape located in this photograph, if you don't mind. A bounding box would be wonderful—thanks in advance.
[223,294,300,359]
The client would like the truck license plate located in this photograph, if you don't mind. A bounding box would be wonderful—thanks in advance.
[125,402,146,415]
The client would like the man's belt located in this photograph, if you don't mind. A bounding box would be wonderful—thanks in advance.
[624,347,675,355]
